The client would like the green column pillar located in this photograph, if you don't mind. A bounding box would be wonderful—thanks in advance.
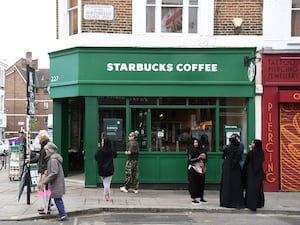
[84,97,99,187]
[53,99,69,175]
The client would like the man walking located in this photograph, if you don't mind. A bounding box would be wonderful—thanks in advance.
[120,132,140,194]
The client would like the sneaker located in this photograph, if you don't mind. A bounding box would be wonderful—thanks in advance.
[120,186,128,193]
[192,200,200,205]
[132,189,139,194]
[200,199,208,204]
[59,215,67,221]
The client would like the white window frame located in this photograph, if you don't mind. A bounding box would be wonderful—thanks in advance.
[291,0,300,37]
[133,0,214,36]
[58,0,82,38]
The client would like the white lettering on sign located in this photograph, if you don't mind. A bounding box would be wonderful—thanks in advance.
[84,5,114,21]
[106,63,218,73]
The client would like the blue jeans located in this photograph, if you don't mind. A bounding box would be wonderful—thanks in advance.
[54,198,67,218]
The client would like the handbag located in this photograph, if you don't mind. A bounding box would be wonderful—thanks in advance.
[191,160,206,174]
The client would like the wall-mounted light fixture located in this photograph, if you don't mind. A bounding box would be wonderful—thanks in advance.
[232,18,243,35]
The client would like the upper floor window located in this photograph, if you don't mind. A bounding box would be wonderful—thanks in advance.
[68,0,78,35]
[292,0,300,36]
[146,0,198,33]
[0,67,4,87]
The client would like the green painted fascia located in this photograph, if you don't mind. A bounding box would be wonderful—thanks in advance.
[49,47,256,98]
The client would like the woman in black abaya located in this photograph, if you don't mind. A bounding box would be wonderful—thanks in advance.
[243,139,265,211]
[220,137,244,209]
[187,138,208,205]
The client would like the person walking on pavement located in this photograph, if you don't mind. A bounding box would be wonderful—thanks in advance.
[120,131,140,194]
[242,139,265,211]
[187,138,208,205]
[43,142,67,221]
[95,138,117,201]
[25,130,50,214]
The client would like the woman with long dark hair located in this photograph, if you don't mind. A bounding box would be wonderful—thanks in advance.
[95,138,117,201]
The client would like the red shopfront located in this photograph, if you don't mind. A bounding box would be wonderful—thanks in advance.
[262,52,300,192]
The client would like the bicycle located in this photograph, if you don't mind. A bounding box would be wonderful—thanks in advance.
[0,151,8,170]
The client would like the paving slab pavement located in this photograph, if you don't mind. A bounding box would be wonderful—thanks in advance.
[0,169,299,221]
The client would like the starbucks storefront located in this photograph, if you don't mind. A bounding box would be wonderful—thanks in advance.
[49,47,256,187]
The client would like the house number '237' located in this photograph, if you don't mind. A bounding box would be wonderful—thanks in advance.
[51,76,59,82]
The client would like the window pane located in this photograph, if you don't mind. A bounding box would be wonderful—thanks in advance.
[220,98,246,106]
[189,7,197,33]
[69,9,78,35]
[292,0,300,7]
[151,109,215,152]
[161,7,182,33]
[68,0,77,8]
[159,97,186,105]
[147,0,156,4]
[219,107,247,152]
[99,109,126,151]
[146,6,155,32]
[189,0,198,5]
[189,98,216,105]
[292,11,300,36]
[162,0,183,5]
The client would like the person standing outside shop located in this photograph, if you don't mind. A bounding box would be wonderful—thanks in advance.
[231,133,245,168]
[120,132,140,194]
[220,137,244,209]
[95,138,117,201]
[187,138,208,205]
[25,130,50,214]
[242,139,265,211]
[43,142,67,221]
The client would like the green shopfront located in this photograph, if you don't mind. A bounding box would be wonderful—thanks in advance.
[49,47,256,187]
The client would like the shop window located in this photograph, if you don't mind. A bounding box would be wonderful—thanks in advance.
[151,108,215,152]
[146,0,198,33]
[99,109,126,152]
[219,107,247,152]
[68,0,78,35]
[292,0,300,36]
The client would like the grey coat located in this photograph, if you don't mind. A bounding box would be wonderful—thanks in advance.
[43,153,65,198]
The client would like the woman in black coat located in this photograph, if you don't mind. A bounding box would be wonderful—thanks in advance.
[94,138,117,201]
[187,138,208,205]
[243,139,265,211]
[220,137,244,209]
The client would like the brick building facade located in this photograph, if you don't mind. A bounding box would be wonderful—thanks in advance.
[5,52,52,139]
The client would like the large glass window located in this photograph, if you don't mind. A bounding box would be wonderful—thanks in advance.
[219,98,247,152]
[98,97,248,153]
[146,0,198,33]
[292,0,300,36]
